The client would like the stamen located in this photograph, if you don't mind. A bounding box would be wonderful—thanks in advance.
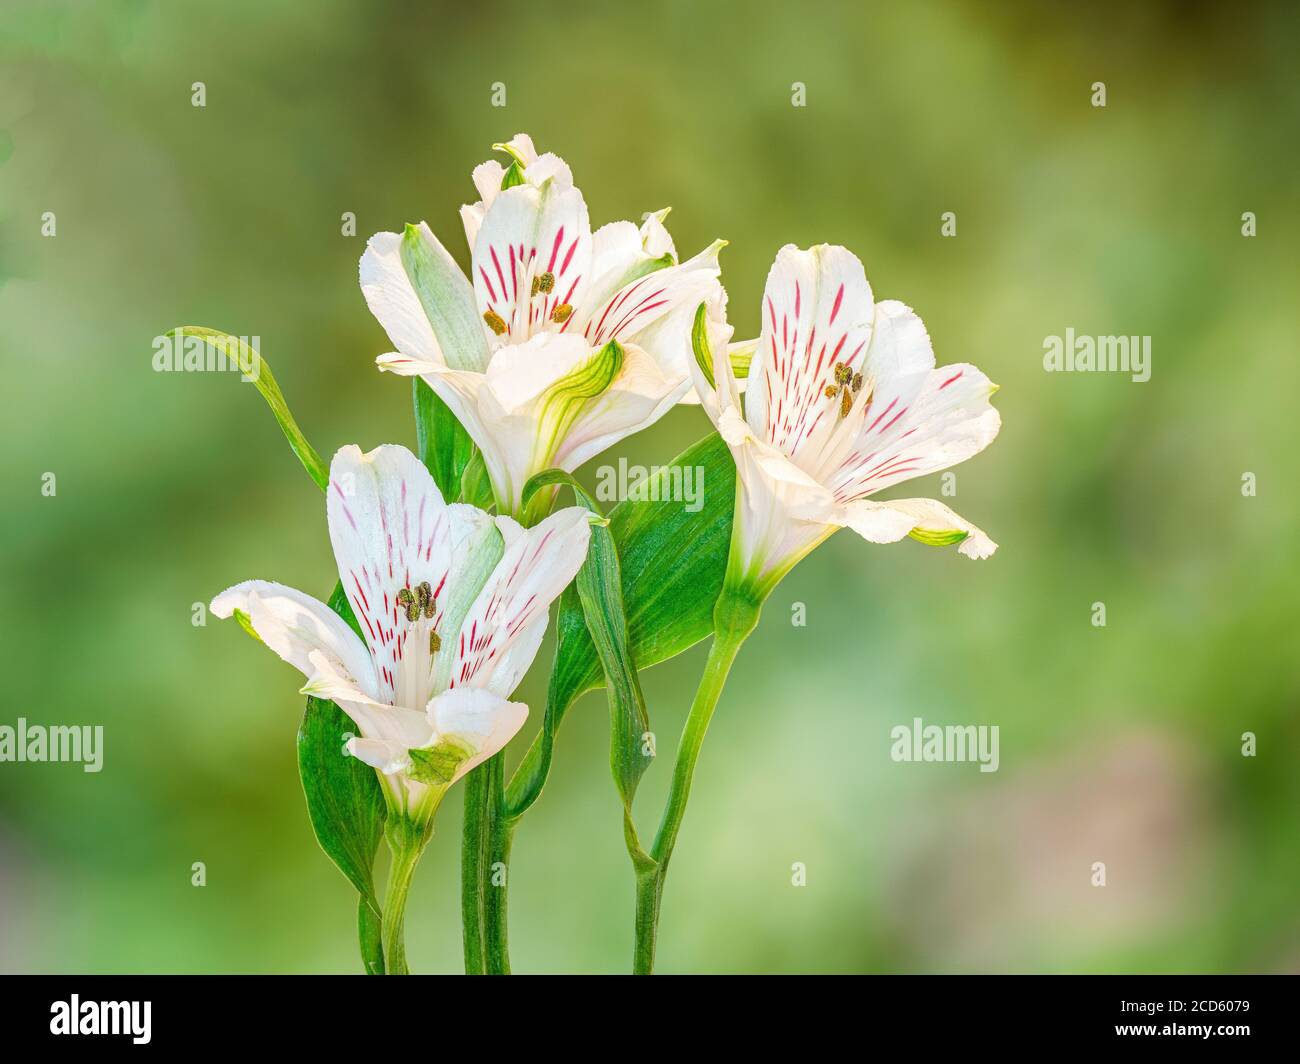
[396,588,414,608]
[405,600,420,622]
[416,581,432,608]
[550,303,573,324]
[823,384,838,399]
[483,310,507,335]
[839,388,852,418]
[851,372,863,393]
[429,631,441,654]
[530,276,540,297]
[537,271,555,294]
[834,363,852,386]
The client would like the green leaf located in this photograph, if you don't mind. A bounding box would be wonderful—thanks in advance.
[296,583,388,968]
[521,470,651,811]
[399,223,491,372]
[413,378,478,500]
[505,432,736,817]
[357,895,385,975]
[169,327,328,491]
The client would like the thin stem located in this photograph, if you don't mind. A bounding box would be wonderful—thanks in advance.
[633,593,757,974]
[381,824,424,976]
[461,752,511,974]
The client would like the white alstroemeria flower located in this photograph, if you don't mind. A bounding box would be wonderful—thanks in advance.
[360,133,725,516]
[211,444,590,821]
[691,244,1001,596]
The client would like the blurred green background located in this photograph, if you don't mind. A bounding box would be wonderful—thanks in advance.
[2,0,1297,974]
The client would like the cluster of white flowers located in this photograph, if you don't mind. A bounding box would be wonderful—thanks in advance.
[208,134,1002,973]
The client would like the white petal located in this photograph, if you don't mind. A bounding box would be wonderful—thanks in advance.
[450,507,591,696]
[472,181,592,346]
[210,580,378,697]
[829,362,1000,502]
[640,208,676,259]
[346,737,415,775]
[745,244,875,456]
[327,444,494,709]
[426,686,530,784]
[360,224,489,373]
[836,497,997,558]
[344,702,437,774]
[483,332,592,413]
[550,342,686,474]
[713,423,839,589]
[583,220,650,312]
[578,239,724,367]
[462,136,572,248]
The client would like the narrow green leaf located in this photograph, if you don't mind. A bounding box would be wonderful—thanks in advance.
[505,432,736,816]
[521,470,651,810]
[413,378,478,500]
[169,327,328,491]
[358,895,385,975]
[297,584,388,942]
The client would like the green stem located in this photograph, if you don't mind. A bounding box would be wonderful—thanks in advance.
[461,752,511,974]
[634,591,758,974]
[381,819,426,976]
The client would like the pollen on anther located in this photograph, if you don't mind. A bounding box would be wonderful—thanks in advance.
[834,363,852,386]
[483,310,507,335]
[550,303,573,324]
[824,384,839,399]
[839,388,852,418]
[429,631,442,654]
[537,271,555,294]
